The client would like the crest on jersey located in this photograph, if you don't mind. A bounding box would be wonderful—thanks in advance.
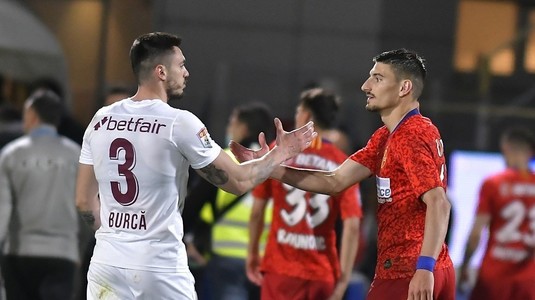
[197,127,213,148]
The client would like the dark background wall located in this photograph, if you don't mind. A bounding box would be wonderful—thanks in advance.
[11,0,535,154]
[153,0,459,151]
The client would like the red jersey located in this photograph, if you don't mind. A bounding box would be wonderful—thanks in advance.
[253,137,362,283]
[476,168,535,280]
[351,110,452,279]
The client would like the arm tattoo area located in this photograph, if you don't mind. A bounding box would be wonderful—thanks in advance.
[80,210,96,228]
[199,163,229,186]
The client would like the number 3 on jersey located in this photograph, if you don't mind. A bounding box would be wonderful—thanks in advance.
[281,183,330,228]
[109,138,139,206]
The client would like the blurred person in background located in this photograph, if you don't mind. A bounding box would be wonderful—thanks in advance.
[185,102,275,300]
[29,78,85,145]
[459,126,535,300]
[0,89,81,300]
[301,81,354,155]
[247,88,362,300]
[103,85,135,106]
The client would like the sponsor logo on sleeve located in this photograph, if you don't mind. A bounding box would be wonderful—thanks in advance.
[197,127,213,148]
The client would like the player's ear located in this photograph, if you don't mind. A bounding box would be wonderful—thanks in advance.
[156,65,166,81]
[399,80,412,97]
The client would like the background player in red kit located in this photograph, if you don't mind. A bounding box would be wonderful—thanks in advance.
[459,127,535,300]
[247,88,362,300]
[232,49,455,300]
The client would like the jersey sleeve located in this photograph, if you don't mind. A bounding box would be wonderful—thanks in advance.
[172,111,222,169]
[350,128,386,174]
[79,110,103,165]
[338,183,363,219]
[252,179,272,200]
[399,128,446,198]
[476,177,496,215]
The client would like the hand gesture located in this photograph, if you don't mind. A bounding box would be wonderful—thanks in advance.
[407,269,434,300]
[230,118,316,163]
[230,132,269,163]
[273,117,316,160]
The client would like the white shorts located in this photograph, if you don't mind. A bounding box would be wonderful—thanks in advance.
[87,262,197,300]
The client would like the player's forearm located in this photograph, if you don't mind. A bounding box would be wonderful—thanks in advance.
[461,238,478,270]
[271,165,340,195]
[248,205,265,256]
[76,164,100,230]
[461,218,486,269]
[222,146,291,195]
[420,192,451,258]
[338,218,360,285]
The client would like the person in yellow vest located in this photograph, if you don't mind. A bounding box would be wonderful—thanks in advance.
[186,102,275,300]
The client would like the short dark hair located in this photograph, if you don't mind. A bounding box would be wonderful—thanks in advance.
[502,126,535,152]
[373,48,427,98]
[299,88,340,129]
[130,32,182,82]
[27,89,62,126]
[234,102,274,143]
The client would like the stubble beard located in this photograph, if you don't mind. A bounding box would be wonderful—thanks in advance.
[166,81,185,101]
[365,103,379,112]
[169,90,184,100]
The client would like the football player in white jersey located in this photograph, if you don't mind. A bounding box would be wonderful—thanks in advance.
[75,32,316,300]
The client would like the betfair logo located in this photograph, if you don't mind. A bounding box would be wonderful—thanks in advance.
[94,116,166,134]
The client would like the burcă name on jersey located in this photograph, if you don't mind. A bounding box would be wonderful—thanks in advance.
[93,116,166,134]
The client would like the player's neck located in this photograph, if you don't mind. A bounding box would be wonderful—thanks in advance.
[131,84,168,103]
[381,102,419,133]
[508,158,532,172]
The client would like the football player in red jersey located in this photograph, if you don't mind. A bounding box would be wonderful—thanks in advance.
[232,49,455,300]
[247,88,362,300]
[459,127,535,300]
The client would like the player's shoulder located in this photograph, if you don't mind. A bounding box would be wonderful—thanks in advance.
[480,170,514,189]
[407,114,438,131]
[489,168,530,181]
[400,115,441,140]
[0,135,31,158]
[172,109,204,128]
[370,125,389,140]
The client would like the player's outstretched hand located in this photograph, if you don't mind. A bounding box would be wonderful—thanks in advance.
[273,117,316,160]
[230,118,316,163]
[230,132,269,163]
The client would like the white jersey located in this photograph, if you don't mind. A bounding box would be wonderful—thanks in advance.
[80,99,221,272]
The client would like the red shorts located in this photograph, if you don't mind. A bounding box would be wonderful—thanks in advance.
[470,277,535,300]
[367,265,455,300]
[261,272,334,300]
